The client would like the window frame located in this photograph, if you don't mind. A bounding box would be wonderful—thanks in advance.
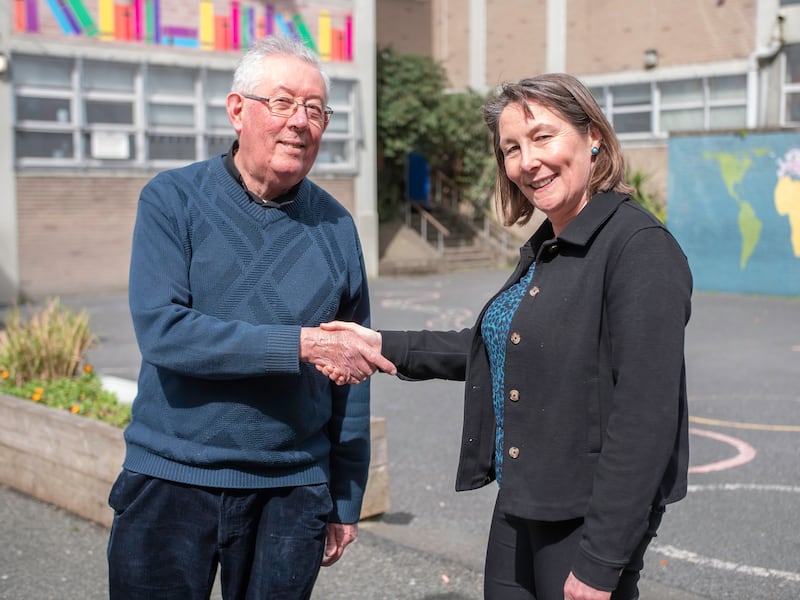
[589,73,749,140]
[12,53,360,175]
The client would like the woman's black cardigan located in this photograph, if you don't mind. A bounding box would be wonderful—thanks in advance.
[380,192,693,590]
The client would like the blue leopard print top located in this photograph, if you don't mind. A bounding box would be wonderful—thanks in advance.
[480,262,536,485]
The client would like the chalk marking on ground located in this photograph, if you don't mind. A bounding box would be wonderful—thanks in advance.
[688,428,756,473]
[690,415,800,432]
[650,544,800,584]
[687,483,800,493]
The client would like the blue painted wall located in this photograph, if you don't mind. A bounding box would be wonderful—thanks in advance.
[667,131,800,296]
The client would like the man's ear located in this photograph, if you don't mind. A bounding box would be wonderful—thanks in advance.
[226,92,244,135]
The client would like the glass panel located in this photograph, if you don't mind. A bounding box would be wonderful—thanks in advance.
[660,108,703,132]
[317,140,349,164]
[16,97,71,122]
[612,111,651,134]
[148,135,196,160]
[84,132,135,159]
[86,100,133,125]
[660,79,703,105]
[709,75,746,101]
[785,92,800,124]
[328,82,352,104]
[206,135,234,158]
[325,112,349,134]
[207,70,232,97]
[786,44,800,84]
[589,86,606,107]
[16,131,74,158]
[611,83,650,106]
[84,61,136,92]
[148,103,195,127]
[207,106,230,129]
[148,66,197,96]
[710,106,747,129]
[12,54,73,88]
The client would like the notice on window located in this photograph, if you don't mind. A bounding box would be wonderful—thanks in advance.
[91,132,129,160]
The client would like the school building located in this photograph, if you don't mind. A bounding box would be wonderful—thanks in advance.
[2,0,799,302]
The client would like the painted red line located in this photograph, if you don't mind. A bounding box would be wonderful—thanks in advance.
[688,427,757,473]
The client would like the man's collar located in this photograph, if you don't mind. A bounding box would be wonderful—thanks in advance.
[223,140,298,209]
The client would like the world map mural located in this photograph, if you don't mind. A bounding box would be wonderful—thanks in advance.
[668,131,800,296]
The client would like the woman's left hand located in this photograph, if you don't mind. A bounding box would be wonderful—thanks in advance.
[563,572,612,600]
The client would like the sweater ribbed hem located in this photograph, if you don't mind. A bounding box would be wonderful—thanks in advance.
[123,444,329,490]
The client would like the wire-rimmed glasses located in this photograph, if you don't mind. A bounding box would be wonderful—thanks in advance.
[242,93,333,127]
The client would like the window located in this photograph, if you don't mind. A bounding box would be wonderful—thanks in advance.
[13,55,76,162]
[784,44,800,126]
[12,53,360,173]
[318,80,358,171]
[609,83,652,136]
[82,60,137,163]
[591,74,747,138]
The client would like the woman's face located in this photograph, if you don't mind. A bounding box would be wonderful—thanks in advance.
[499,100,601,234]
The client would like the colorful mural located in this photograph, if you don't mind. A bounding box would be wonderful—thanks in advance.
[668,131,800,296]
[12,0,354,61]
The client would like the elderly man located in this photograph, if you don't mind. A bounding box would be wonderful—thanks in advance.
[107,36,394,600]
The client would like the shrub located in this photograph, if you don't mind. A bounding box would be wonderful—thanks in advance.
[0,370,131,428]
[0,298,131,427]
[0,298,95,386]
[626,167,666,223]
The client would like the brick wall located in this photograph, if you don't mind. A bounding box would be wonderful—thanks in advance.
[567,0,756,74]
[16,173,356,301]
[16,175,146,300]
[376,0,433,55]
[486,0,547,85]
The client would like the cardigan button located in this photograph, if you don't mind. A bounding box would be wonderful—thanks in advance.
[529,286,540,297]
[508,446,520,459]
[510,332,521,344]
[509,389,520,402]
[549,244,558,254]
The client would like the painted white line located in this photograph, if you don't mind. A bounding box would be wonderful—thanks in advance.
[688,428,756,473]
[651,544,800,584]
[687,483,800,494]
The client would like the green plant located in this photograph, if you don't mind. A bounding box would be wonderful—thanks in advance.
[0,297,130,427]
[376,47,493,219]
[625,167,666,223]
[0,371,131,427]
[0,298,96,386]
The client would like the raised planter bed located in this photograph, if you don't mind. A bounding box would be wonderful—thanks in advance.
[0,392,389,527]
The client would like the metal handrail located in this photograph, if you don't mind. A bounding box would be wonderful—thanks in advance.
[405,201,451,255]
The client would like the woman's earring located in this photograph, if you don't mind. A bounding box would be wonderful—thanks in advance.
[591,147,599,156]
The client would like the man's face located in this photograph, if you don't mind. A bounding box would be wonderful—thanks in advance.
[228,55,328,198]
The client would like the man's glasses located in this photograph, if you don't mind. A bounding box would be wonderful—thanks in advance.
[242,94,333,127]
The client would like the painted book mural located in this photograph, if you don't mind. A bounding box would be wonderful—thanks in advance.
[668,131,800,296]
[12,0,354,61]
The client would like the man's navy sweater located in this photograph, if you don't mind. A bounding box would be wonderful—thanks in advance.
[124,154,371,523]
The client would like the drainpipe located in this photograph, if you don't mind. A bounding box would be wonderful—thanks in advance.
[746,13,784,129]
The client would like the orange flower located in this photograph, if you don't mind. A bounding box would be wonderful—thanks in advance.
[31,393,42,402]
[70,405,81,414]
[1,370,9,379]
[83,364,93,374]
[34,387,44,394]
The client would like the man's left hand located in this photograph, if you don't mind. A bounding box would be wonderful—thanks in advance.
[321,522,357,567]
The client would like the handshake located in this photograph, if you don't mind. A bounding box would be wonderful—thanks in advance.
[300,321,396,386]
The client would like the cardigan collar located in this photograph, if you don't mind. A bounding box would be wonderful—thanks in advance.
[522,191,629,260]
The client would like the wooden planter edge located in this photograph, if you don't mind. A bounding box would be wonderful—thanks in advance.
[0,392,389,528]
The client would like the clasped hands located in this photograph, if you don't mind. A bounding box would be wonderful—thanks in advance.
[300,321,395,385]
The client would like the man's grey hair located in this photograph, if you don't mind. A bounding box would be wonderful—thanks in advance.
[231,36,331,96]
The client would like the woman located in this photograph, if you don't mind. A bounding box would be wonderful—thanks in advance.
[325,73,692,600]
